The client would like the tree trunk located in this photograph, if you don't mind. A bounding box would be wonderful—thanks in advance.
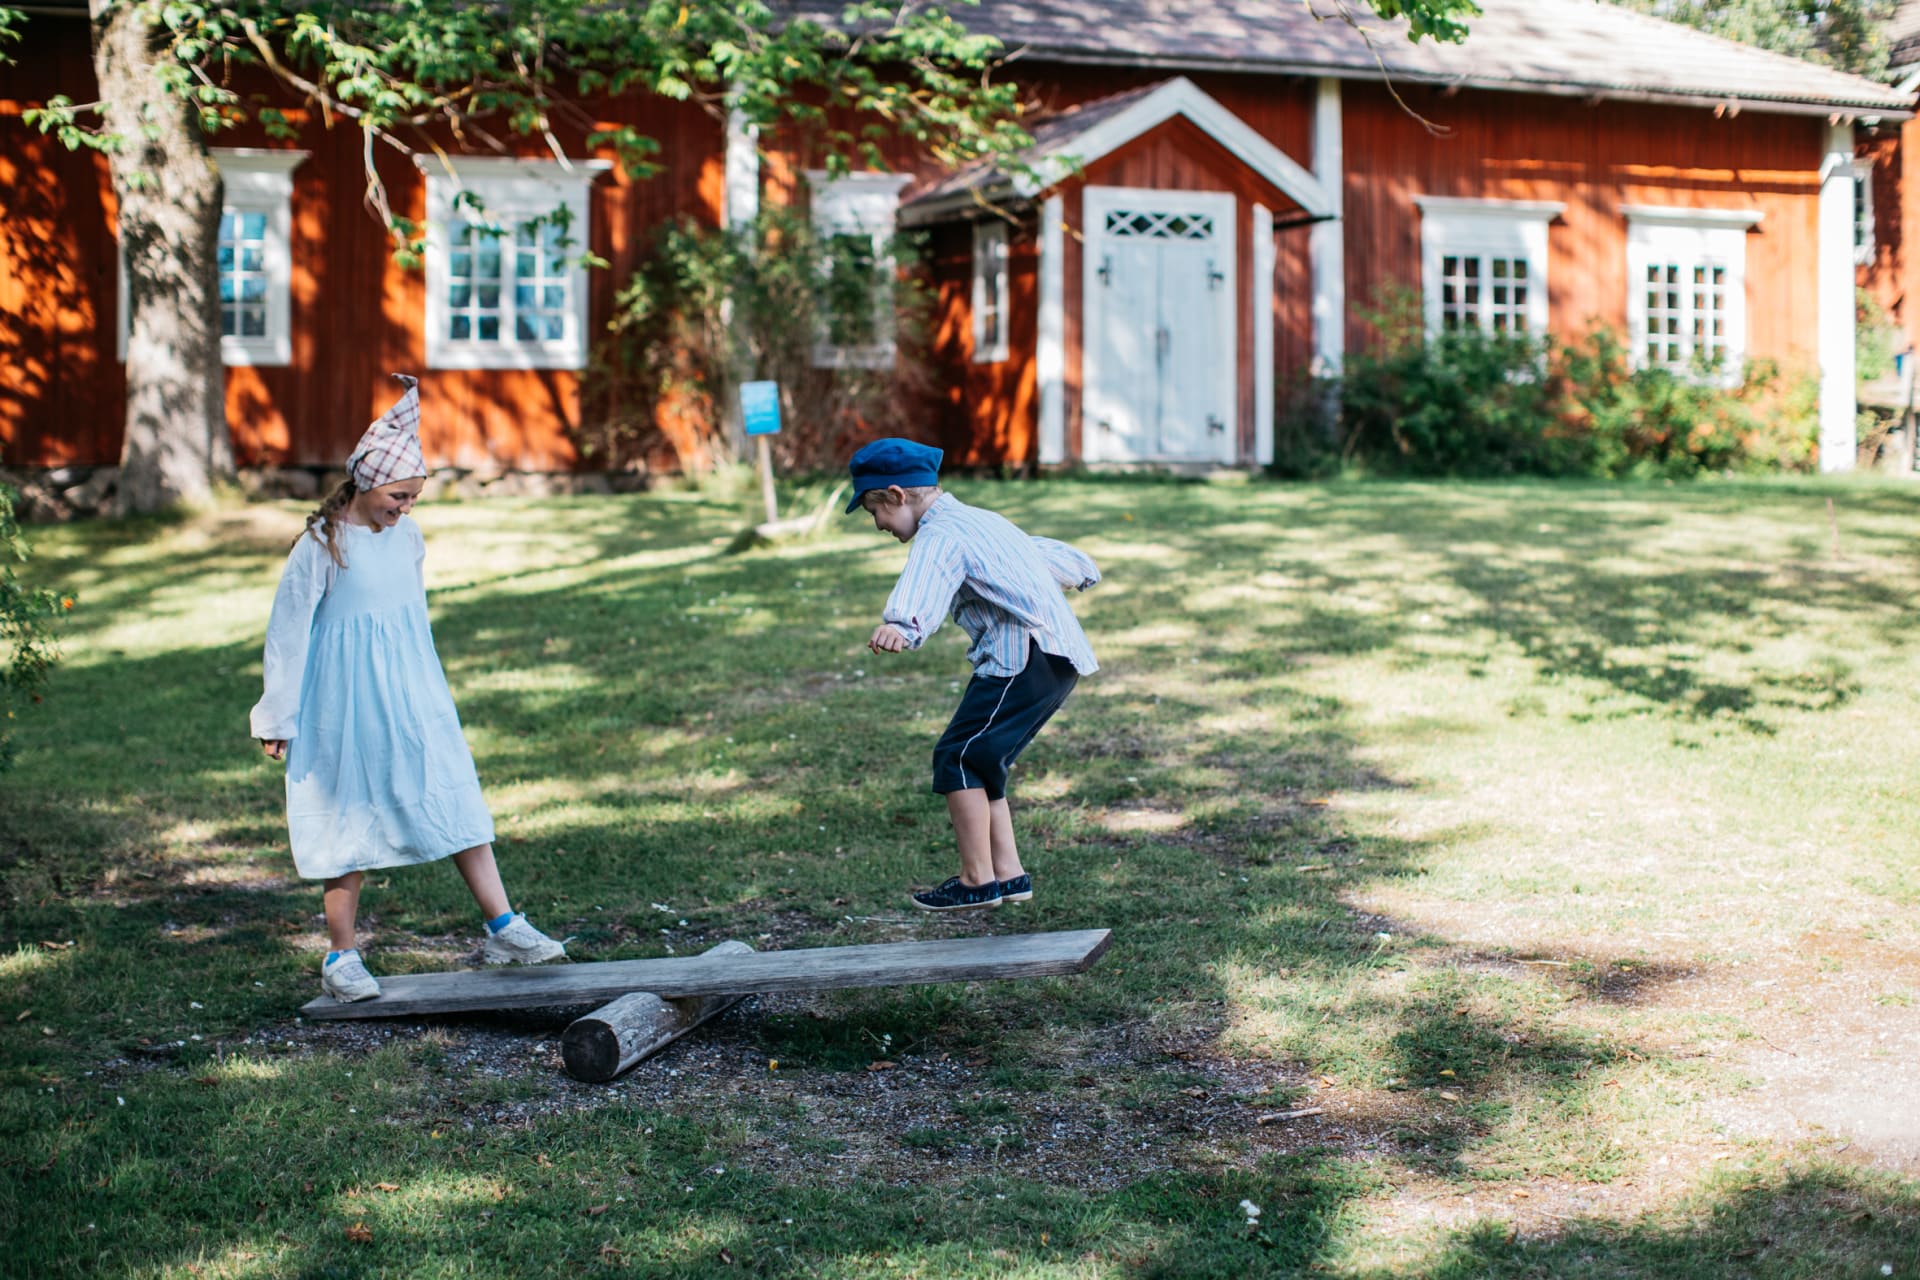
[89,0,231,514]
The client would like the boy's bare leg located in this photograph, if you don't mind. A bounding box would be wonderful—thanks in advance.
[988,798,1026,882]
[322,872,363,953]
[451,843,513,921]
[945,788,998,886]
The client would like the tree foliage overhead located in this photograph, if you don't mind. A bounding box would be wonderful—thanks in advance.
[17,2,1040,241]
[0,0,1488,512]
[12,0,1490,173]
[1342,0,1482,44]
[1609,0,1897,78]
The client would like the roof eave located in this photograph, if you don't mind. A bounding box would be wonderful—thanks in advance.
[898,185,1029,227]
[1005,47,1915,120]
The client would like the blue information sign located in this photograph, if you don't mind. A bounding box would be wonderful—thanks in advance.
[740,381,782,436]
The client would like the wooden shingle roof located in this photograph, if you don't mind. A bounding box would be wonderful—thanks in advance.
[835,0,1915,117]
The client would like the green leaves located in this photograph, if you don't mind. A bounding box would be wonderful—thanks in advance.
[1361,0,1481,43]
[1609,0,1896,77]
[0,484,72,774]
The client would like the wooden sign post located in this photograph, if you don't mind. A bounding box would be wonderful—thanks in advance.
[741,380,781,526]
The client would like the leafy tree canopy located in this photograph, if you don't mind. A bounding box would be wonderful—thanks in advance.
[6,1,1488,177]
[12,3,1027,188]
[1609,0,1897,78]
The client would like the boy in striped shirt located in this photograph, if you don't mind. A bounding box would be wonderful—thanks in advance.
[847,438,1100,911]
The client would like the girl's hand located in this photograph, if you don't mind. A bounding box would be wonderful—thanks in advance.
[868,624,909,654]
[261,740,287,761]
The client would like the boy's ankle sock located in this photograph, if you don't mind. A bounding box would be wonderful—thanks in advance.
[486,911,517,935]
[325,949,357,966]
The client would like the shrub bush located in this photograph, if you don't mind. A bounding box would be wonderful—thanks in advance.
[1551,328,1819,478]
[1,482,71,771]
[579,206,935,474]
[1288,288,1822,479]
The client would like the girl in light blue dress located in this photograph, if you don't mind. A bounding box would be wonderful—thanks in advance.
[249,375,565,1002]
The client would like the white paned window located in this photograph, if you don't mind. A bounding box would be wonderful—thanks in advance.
[422,157,610,370]
[117,149,306,365]
[1851,163,1875,266]
[219,208,272,343]
[808,170,911,369]
[1414,196,1561,338]
[971,220,1010,364]
[1623,206,1761,381]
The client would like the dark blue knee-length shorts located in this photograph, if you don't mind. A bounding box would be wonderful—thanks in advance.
[932,641,1078,800]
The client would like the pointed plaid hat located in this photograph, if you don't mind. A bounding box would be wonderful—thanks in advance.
[347,374,427,490]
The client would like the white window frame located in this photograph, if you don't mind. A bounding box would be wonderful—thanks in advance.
[807,169,911,369]
[1850,162,1875,267]
[1413,196,1561,338]
[117,148,306,366]
[971,220,1011,364]
[421,156,611,371]
[1623,205,1762,384]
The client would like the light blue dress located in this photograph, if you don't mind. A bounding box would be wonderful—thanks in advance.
[248,515,494,880]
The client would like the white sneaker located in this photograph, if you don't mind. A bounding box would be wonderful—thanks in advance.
[320,951,382,1002]
[481,914,568,966]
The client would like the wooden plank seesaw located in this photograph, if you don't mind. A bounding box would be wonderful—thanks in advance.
[298,928,1111,1082]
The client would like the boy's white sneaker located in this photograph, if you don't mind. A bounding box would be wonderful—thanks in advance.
[482,914,568,966]
[320,951,382,1003]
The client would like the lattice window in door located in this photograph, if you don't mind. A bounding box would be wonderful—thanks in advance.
[1105,210,1216,240]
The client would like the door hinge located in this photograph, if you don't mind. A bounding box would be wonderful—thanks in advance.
[1098,254,1114,286]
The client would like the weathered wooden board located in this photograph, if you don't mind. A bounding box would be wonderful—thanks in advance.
[300,928,1111,1021]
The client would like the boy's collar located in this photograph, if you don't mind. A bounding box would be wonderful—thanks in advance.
[917,490,956,526]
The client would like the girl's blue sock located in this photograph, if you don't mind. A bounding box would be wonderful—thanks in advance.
[325,949,356,965]
[486,911,516,934]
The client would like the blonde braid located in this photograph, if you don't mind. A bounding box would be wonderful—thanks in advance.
[296,479,358,568]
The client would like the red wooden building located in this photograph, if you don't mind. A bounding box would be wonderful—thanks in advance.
[1858,2,1920,391]
[3,0,1911,476]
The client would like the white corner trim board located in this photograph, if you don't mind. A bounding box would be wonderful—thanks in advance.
[725,102,760,230]
[1309,77,1344,380]
[1816,122,1857,472]
[1253,202,1276,467]
[1037,194,1067,466]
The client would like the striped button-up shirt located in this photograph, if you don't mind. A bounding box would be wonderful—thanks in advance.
[881,492,1100,677]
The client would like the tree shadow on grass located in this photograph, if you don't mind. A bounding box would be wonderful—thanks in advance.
[6,477,1920,1276]
[4,1047,1915,1279]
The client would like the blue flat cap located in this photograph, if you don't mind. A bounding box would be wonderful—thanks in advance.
[845,437,944,512]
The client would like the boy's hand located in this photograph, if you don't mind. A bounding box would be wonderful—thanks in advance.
[868,624,909,654]
[261,740,287,761]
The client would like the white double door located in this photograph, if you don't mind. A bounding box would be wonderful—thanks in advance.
[1082,186,1237,464]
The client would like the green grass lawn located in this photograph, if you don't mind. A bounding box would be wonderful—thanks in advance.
[3,473,1919,1278]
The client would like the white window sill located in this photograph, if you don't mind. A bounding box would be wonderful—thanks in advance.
[426,343,586,371]
[811,343,896,370]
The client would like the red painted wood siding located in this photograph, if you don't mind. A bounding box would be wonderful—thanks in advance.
[924,221,1041,467]
[1858,122,1920,356]
[4,21,1846,473]
[2,17,726,471]
[919,76,1831,466]
[0,19,121,469]
[1340,83,1827,368]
